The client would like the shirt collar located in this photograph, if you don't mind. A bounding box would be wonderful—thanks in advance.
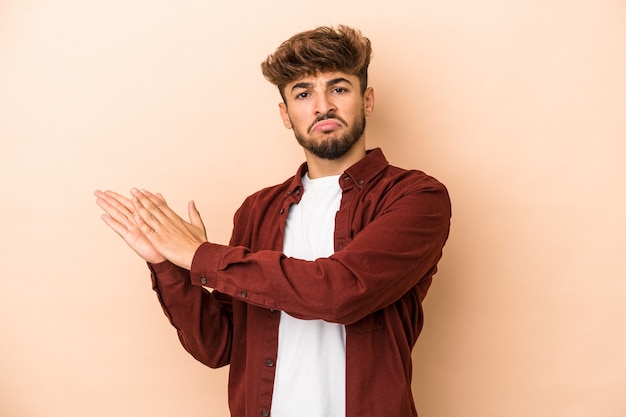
[343,148,389,189]
[286,148,389,197]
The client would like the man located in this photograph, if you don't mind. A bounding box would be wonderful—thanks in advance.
[95,25,451,417]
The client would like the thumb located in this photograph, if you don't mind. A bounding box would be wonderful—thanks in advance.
[188,200,205,230]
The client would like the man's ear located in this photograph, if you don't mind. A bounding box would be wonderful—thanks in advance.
[279,102,292,129]
[363,87,375,116]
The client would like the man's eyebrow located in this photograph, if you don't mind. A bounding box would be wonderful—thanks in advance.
[291,82,313,92]
[290,78,353,92]
[327,77,353,87]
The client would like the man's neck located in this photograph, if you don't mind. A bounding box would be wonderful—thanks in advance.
[304,140,366,179]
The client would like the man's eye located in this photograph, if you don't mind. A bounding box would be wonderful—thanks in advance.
[333,87,347,94]
[295,92,310,99]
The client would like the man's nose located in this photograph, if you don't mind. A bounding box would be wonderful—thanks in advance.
[314,93,336,115]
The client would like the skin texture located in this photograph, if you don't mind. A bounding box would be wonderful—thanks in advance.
[95,71,375,269]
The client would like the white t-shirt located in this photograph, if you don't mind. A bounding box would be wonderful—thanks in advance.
[271,173,346,417]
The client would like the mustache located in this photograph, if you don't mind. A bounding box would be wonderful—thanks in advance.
[308,112,348,133]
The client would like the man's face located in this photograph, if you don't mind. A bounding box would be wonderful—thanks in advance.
[279,72,374,160]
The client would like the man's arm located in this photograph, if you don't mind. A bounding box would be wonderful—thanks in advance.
[126,182,450,325]
[95,189,231,367]
[148,261,233,368]
[189,182,451,325]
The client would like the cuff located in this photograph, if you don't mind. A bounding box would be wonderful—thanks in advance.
[189,241,226,287]
[147,260,189,288]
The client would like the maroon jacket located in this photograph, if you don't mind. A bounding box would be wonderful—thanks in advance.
[149,148,451,416]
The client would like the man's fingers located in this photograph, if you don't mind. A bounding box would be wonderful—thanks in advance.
[103,190,136,213]
[131,198,161,236]
[132,210,156,238]
[130,188,175,236]
[95,191,133,227]
[131,188,167,214]
[95,190,137,221]
[96,188,168,264]
[100,213,126,237]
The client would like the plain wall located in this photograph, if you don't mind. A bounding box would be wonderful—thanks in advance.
[1,1,625,416]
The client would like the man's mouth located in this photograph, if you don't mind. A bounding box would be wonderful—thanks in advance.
[311,120,342,132]
[309,116,345,133]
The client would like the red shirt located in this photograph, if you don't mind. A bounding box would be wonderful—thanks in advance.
[149,148,451,417]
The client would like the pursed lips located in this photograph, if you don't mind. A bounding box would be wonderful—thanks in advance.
[308,117,346,133]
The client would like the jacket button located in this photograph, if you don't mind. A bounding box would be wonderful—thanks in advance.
[262,411,269,417]
[241,292,248,299]
[279,208,285,214]
[266,359,274,367]
[200,276,207,285]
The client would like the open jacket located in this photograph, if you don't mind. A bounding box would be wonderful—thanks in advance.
[149,148,452,416]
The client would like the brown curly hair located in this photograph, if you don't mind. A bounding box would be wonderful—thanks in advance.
[261,25,372,101]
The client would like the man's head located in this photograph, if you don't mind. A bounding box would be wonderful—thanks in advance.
[261,25,375,164]
[261,25,372,102]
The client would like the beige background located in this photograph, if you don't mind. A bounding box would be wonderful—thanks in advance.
[1,0,625,416]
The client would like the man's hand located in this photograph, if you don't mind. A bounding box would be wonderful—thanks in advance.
[95,190,167,264]
[130,188,208,270]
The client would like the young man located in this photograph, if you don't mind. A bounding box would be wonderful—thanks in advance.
[95,25,451,417]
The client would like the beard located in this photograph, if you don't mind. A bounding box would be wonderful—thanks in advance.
[293,108,366,160]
